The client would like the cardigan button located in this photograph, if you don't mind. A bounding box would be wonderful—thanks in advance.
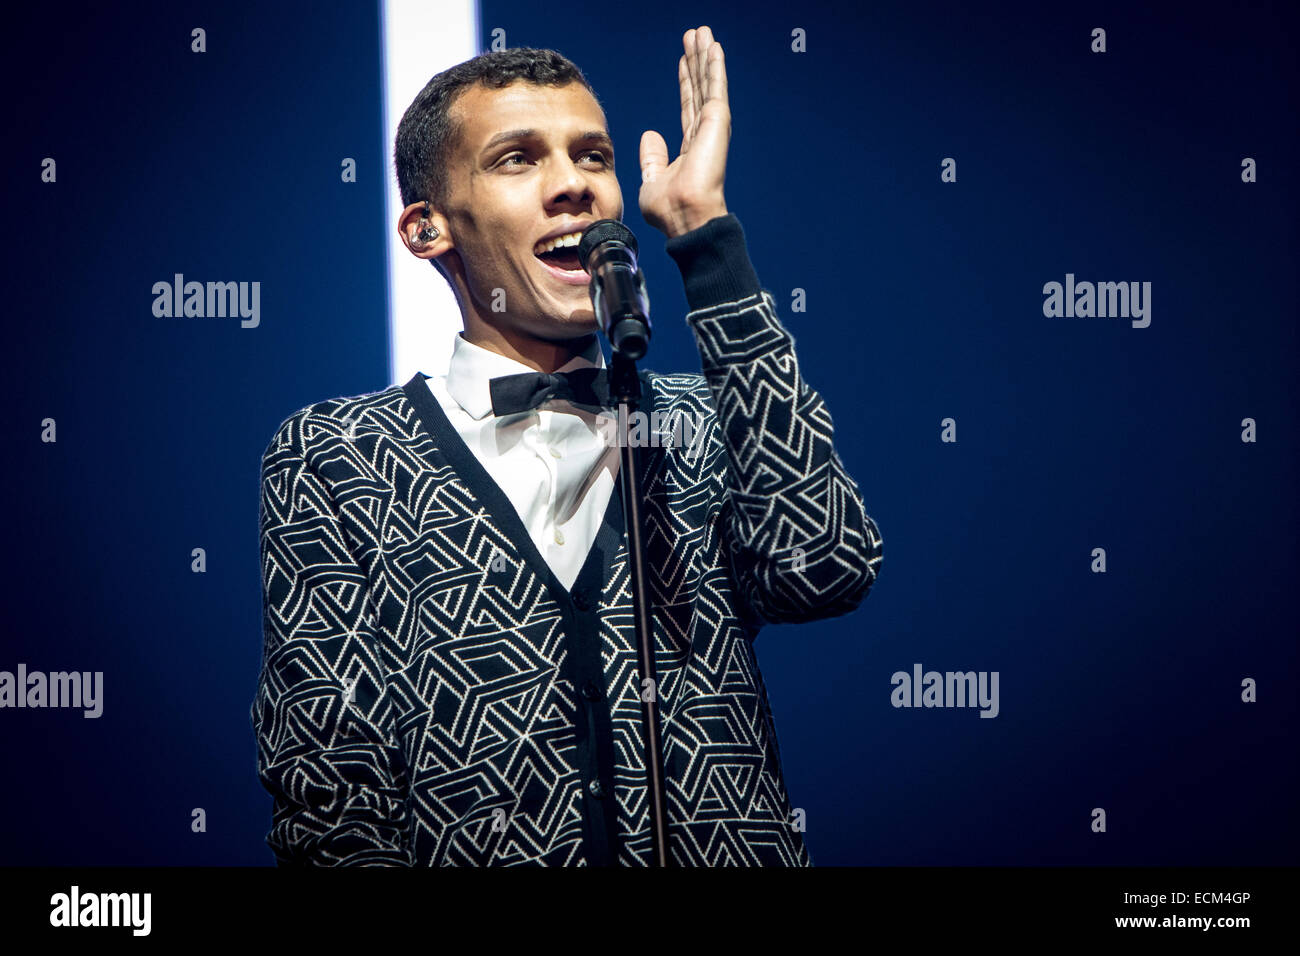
[581,679,603,701]
[588,779,605,798]
[573,591,590,611]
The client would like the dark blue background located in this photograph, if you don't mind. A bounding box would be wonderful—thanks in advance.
[3,0,1295,865]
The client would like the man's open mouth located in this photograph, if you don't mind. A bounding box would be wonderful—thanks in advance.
[535,246,583,271]
[533,228,590,279]
[533,248,590,286]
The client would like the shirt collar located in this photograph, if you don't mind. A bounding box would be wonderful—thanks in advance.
[444,331,606,420]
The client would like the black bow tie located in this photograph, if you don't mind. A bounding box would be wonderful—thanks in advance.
[488,366,614,416]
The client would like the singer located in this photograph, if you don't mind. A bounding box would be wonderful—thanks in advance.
[252,27,883,866]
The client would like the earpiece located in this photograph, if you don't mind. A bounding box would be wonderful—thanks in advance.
[414,200,440,247]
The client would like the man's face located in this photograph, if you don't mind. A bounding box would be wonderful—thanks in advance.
[438,80,623,342]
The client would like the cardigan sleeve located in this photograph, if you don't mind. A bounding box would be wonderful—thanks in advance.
[251,411,413,865]
[665,214,884,625]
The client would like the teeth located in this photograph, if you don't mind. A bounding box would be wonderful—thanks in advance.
[533,231,584,255]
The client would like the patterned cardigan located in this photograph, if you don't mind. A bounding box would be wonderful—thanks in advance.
[252,214,884,865]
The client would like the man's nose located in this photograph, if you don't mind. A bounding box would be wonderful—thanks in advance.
[545,158,593,205]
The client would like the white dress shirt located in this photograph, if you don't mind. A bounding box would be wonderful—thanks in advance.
[425,332,621,590]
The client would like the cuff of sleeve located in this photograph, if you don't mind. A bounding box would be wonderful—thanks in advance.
[664,213,763,312]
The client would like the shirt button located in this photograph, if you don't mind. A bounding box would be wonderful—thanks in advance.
[549,446,562,458]
[581,679,602,701]
[588,779,605,798]
[554,529,565,545]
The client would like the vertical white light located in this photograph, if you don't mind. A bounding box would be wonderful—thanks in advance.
[381,0,479,386]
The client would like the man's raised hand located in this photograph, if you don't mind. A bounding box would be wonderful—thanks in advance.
[639,25,731,239]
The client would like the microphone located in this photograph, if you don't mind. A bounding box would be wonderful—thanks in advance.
[577,220,651,360]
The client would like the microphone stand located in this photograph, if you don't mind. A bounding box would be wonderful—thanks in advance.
[582,219,670,867]
[607,348,671,868]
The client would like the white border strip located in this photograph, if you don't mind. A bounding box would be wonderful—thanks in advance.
[381,0,479,387]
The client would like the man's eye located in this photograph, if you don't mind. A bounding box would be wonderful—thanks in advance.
[497,151,609,169]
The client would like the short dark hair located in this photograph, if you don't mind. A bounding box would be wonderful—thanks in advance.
[394,47,600,216]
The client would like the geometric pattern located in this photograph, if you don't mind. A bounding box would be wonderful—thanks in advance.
[252,287,884,865]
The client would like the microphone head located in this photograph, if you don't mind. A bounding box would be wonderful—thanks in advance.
[577,219,638,272]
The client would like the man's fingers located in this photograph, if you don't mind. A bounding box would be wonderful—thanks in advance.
[679,28,722,151]
[688,30,707,125]
[708,40,727,106]
[695,26,712,108]
[679,54,694,146]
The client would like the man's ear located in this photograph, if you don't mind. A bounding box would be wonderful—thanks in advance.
[398,200,450,260]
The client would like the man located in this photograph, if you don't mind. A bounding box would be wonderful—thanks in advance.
[252,27,883,866]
